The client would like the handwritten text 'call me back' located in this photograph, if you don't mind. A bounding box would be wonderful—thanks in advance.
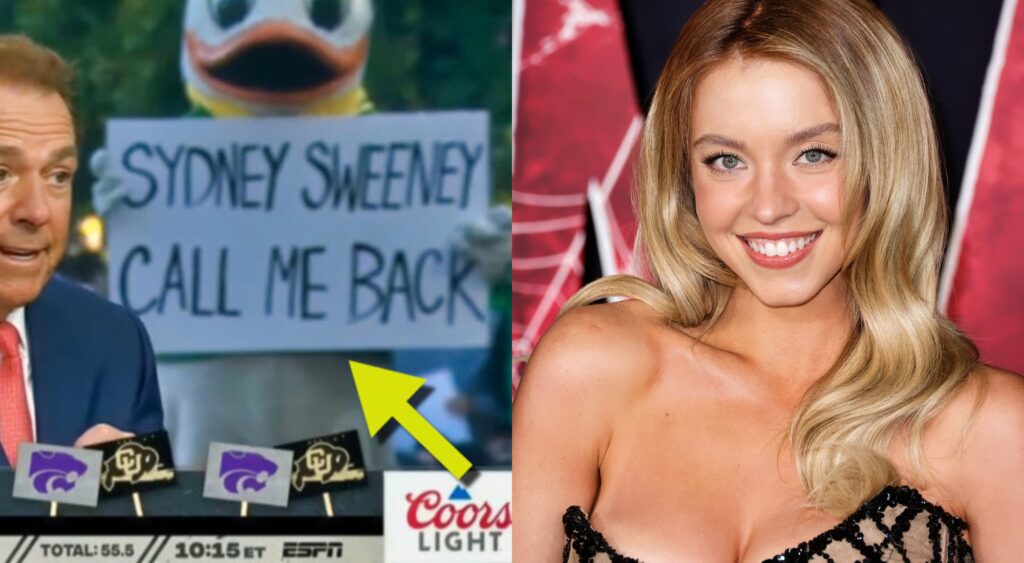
[114,138,486,326]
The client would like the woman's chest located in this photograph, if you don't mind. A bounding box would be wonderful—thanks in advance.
[586,388,967,563]
[587,386,845,562]
[589,453,846,561]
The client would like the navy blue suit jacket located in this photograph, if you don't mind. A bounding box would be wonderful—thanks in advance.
[0,276,165,467]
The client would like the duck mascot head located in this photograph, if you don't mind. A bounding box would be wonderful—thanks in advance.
[182,0,374,117]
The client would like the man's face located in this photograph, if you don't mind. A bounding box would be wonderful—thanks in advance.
[0,83,75,317]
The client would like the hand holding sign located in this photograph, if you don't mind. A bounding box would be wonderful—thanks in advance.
[89,148,128,216]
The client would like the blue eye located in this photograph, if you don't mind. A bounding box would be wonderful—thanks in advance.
[796,147,838,166]
[208,0,253,29]
[306,0,351,31]
[701,152,745,173]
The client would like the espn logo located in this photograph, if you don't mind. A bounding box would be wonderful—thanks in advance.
[282,541,344,558]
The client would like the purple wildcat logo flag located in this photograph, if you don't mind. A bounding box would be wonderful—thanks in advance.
[29,450,87,493]
[203,442,292,507]
[12,444,102,507]
[219,450,278,493]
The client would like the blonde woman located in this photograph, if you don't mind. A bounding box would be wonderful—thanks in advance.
[512,0,1024,561]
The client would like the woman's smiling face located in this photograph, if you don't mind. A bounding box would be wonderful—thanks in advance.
[690,56,849,308]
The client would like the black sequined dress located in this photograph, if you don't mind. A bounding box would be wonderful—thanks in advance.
[562,486,973,562]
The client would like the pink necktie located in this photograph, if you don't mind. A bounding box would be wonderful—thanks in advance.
[0,322,32,468]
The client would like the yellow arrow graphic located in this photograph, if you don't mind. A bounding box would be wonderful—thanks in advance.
[349,361,472,479]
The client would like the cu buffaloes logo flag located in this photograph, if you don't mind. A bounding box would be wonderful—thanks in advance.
[277,430,368,497]
[87,430,177,497]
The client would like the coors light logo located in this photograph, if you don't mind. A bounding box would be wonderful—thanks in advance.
[407,484,510,553]
[385,471,511,563]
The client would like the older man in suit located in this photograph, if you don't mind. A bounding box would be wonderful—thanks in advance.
[0,35,163,467]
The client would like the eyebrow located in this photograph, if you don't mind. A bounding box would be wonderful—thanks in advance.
[692,122,841,151]
[0,145,78,164]
[786,122,841,145]
[49,145,78,164]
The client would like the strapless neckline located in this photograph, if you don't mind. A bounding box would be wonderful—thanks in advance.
[562,485,973,562]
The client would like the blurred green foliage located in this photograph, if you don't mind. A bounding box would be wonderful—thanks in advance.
[369,1,512,207]
[2,0,512,219]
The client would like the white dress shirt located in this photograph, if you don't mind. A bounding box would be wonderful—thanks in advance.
[4,308,36,441]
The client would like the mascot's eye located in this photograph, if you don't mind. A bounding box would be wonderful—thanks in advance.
[208,0,253,29]
[306,0,351,31]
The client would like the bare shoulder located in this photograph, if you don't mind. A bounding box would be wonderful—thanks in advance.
[956,364,1024,457]
[922,364,1024,518]
[967,363,1024,423]
[513,299,673,456]
[926,364,1024,555]
[519,299,668,403]
[511,299,673,559]
[930,364,1024,447]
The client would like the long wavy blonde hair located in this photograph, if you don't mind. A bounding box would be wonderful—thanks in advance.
[562,0,980,516]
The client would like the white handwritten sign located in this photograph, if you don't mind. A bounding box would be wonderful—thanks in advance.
[105,112,490,353]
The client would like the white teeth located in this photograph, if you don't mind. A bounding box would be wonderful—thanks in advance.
[745,232,819,257]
